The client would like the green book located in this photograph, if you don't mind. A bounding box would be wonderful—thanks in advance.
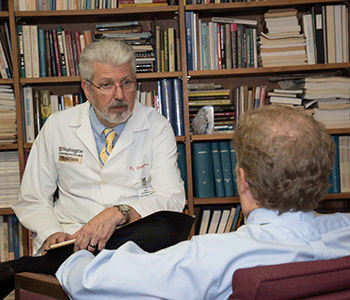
[211,142,225,197]
[220,141,235,197]
[192,142,215,198]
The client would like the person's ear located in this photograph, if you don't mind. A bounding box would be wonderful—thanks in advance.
[239,168,250,192]
[81,80,91,103]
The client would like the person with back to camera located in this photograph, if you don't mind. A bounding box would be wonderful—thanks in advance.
[56,105,350,299]
[0,40,192,300]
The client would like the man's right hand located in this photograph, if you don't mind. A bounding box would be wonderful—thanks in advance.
[42,232,71,254]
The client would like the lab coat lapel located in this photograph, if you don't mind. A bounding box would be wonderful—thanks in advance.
[72,102,99,160]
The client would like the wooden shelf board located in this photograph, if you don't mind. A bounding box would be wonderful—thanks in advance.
[191,133,234,141]
[0,143,18,150]
[0,208,14,215]
[186,0,346,11]
[19,72,183,84]
[194,197,240,205]
[188,63,350,78]
[14,6,179,17]
[324,193,350,200]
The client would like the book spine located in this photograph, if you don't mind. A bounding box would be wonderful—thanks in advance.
[173,78,185,136]
[302,14,316,65]
[331,135,341,193]
[160,79,176,132]
[185,11,193,71]
[313,4,326,64]
[44,30,52,77]
[23,25,33,78]
[71,32,79,76]
[56,25,67,76]
[33,89,41,135]
[177,143,188,197]
[201,22,209,70]
[23,86,35,143]
[220,141,235,197]
[30,25,40,78]
[163,29,169,72]
[192,142,215,198]
[229,143,238,196]
[230,23,237,69]
[51,29,62,76]
[38,28,47,77]
[211,142,225,197]
[64,30,76,76]
[7,215,14,260]
[168,28,175,72]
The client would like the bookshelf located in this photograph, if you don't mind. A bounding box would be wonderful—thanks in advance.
[0,0,348,254]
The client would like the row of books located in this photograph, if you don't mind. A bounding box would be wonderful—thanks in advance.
[17,24,92,78]
[309,4,349,65]
[23,86,86,143]
[0,151,20,208]
[234,85,267,125]
[196,204,243,235]
[259,5,349,67]
[192,141,238,198]
[0,85,16,143]
[188,83,235,134]
[266,76,350,130]
[185,12,258,71]
[15,0,173,11]
[187,0,262,4]
[259,8,307,67]
[155,26,180,73]
[136,78,185,137]
[328,135,350,194]
[0,215,24,262]
[94,21,157,73]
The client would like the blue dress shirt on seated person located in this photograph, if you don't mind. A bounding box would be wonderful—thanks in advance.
[56,208,350,300]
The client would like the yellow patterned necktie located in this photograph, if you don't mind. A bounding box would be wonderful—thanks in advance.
[100,128,117,166]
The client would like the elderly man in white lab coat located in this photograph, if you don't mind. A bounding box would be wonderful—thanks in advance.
[13,40,186,254]
[0,40,189,300]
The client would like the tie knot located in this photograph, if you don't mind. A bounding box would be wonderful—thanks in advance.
[104,128,114,137]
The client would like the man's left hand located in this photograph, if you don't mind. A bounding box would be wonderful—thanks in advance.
[70,206,138,253]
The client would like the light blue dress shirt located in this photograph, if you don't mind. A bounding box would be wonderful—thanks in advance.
[56,208,350,300]
[89,105,126,155]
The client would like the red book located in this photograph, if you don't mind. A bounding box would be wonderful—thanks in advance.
[217,23,222,70]
[259,86,267,107]
[74,31,82,66]
[64,30,76,76]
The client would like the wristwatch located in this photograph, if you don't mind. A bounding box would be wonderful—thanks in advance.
[115,204,131,224]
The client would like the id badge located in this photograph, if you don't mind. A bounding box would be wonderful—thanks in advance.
[138,187,152,199]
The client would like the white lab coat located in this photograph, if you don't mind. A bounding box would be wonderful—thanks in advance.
[13,101,185,253]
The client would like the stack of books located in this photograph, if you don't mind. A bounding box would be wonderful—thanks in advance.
[267,88,303,106]
[0,85,16,143]
[0,151,20,208]
[258,8,307,67]
[296,76,350,129]
[95,21,155,73]
[188,83,234,133]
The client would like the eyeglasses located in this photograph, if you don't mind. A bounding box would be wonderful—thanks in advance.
[87,79,136,95]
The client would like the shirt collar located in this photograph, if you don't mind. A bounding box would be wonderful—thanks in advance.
[89,105,127,137]
[246,208,315,226]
